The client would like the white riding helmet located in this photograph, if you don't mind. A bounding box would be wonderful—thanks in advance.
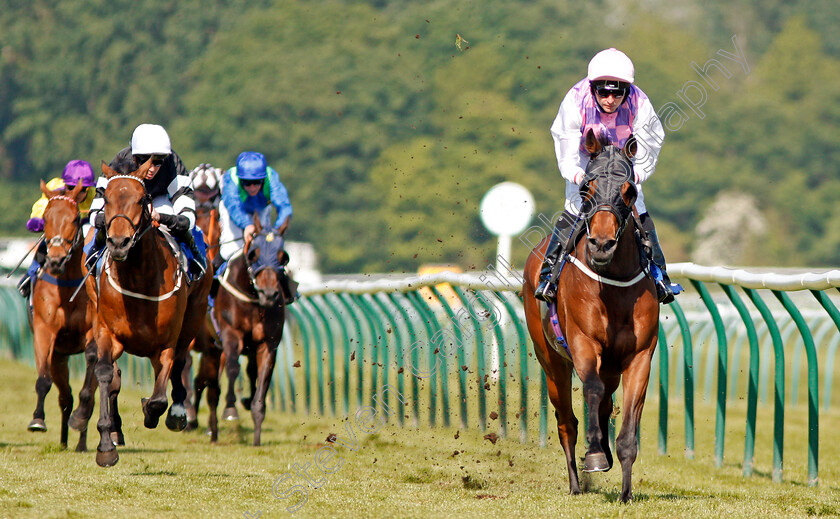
[130,124,172,155]
[587,48,635,84]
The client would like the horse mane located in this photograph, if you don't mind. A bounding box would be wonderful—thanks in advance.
[111,155,138,175]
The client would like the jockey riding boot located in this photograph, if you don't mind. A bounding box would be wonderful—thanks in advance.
[177,228,206,280]
[85,213,107,271]
[534,211,576,302]
[209,255,224,299]
[19,242,47,297]
[640,213,675,304]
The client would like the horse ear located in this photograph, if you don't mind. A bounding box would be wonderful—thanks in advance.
[69,181,86,203]
[40,179,52,198]
[584,128,602,156]
[253,214,263,234]
[247,246,260,264]
[134,159,152,180]
[623,134,637,159]
[620,181,638,209]
[101,161,117,179]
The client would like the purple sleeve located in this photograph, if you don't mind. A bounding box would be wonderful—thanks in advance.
[26,217,44,233]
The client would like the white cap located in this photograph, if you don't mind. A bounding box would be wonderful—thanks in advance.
[130,124,172,155]
[587,48,635,84]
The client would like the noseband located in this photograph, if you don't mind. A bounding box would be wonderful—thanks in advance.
[45,195,84,268]
[104,175,154,250]
[244,232,285,302]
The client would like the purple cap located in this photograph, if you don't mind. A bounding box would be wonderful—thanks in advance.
[61,160,95,187]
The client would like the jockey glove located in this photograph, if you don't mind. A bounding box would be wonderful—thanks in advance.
[94,211,105,229]
[158,214,191,232]
[26,217,44,233]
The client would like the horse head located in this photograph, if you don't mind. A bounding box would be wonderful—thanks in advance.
[41,180,86,275]
[100,157,153,261]
[578,129,638,269]
[243,216,287,308]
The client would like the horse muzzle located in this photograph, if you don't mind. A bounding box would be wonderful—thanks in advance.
[106,236,132,261]
[44,254,69,276]
[587,236,617,266]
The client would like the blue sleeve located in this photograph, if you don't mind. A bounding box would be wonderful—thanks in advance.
[221,170,253,230]
[268,168,293,228]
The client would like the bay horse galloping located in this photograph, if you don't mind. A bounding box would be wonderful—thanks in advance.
[28,181,96,450]
[186,171,223,440]
[522,129,659,502]
[214,216,286,446]
[85,159,211,466]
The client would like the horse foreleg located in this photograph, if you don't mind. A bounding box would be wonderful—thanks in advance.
[576,350,609,473]
[165,354,189,432]
[545,359,581,495]
[221,329,242,421]
[616,354,654,503]
[29,325,57,433]
[141,352,170,429]
[51,356,73,449]
[250,345,277,447]
[94,337,118,467]
[70,339,97,434]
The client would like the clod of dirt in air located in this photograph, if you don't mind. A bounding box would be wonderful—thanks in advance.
[454,431,460,439]
[350,352,356,361]
[452,450,460,457]
[462,365,468,371]
[489,412,498,420]
[336,91,341,94]
[455,34,469,51]
[483,433,498,444]
[484,383,491,390]
[293,361,301,368]
[415,34,420,39]
[496,450,501,456]
[398,367,404,374]
[326,433,337,443]
[509,460,514,467]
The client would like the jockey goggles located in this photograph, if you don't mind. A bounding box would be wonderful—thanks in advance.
[592,80,629,99]
[134,154,168,166]
[241,178,264,187]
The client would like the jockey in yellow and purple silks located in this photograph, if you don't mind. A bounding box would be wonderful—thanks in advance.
[17,160,96,298]
[535,47,678,304]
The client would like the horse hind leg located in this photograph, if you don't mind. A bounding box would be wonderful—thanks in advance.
[195,348,222,442]
[52,356,74,449]
[109,364,125,446]
[222,330,242,421]
[141,354,170,429]
[241,354,258,411]
[182,352,198,430]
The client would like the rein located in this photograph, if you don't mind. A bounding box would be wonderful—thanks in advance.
[218,251,259,304]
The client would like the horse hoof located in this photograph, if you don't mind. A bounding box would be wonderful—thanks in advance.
[185,420,199,432]
[223,407,239,421]
[583,452,610,472]
[141,398,167,429]
[96,449,119,467]
[68,412,88,432]
[240,397,252,411]
[165,410,188,432]
[28,419,47,432]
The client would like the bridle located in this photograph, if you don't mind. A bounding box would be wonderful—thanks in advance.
[44,195,84,270]
[103,175,154,251]
[244,232,284,304]
[579,147,635,246]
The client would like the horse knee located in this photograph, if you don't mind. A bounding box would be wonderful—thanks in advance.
[94,361,113,384]
[616,434,637,464]
[35,375,52,396]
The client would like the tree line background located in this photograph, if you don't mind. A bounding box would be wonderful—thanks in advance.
[1,0,838,273]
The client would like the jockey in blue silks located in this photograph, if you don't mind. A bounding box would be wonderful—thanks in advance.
[211,151,294,301]
[535,48,678,304]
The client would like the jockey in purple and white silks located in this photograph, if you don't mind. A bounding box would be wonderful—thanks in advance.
[535,48,677,304]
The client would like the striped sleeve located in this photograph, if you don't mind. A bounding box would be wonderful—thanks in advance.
[167,175,196,230]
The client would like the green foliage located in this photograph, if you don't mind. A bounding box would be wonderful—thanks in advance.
[1,1,839,271]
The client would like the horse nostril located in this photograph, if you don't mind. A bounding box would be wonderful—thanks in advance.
[605,240,617,251]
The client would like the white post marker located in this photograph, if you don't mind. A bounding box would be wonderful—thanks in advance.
[479,182,535,380]
[479,182,535,271]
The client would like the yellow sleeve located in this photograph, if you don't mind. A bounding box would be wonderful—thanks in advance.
[29,178,66,219]
[79,187,96,216]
